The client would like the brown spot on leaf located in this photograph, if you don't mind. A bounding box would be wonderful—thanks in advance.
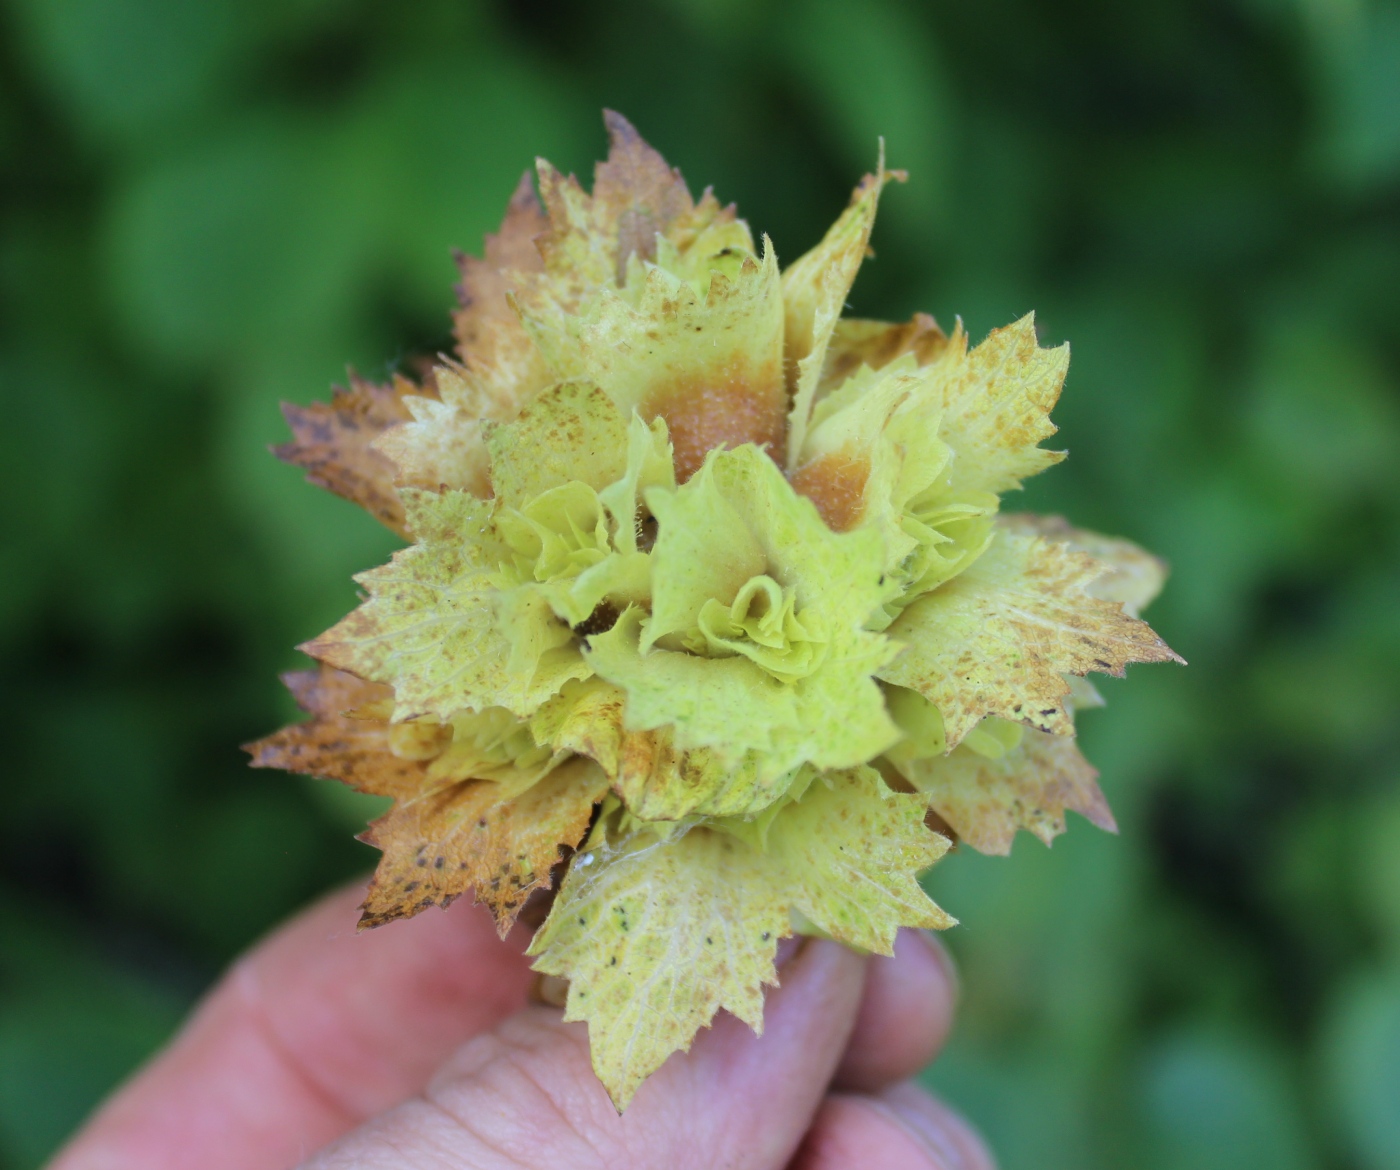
[643,357,785,482]
[790,450,870,532]
[357,758,609,936]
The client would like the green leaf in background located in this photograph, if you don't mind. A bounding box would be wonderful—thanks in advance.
[7,0,244,144]
[1356,790,1400,958]
[1321,973,1400,1170]
[1244,319,1400,504]
[0,992,182,1169]
[1139,1030,1315,1170]
[0,906,189,1170]
[784,0,952,241]
[105,118,375,365]
[1314,1,1400,191]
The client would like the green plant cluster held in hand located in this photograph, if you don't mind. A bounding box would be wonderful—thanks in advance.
[248,112,1183,1109]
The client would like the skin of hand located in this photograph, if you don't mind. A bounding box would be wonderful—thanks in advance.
[48,882,994,1170]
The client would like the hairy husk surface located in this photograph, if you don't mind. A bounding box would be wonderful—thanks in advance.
[249,112,1180,1108]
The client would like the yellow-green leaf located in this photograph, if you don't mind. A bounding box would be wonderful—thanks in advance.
[520,241,787,483]
[783,166,893,470]
[889,724,1115,854]
[998,512,1169,617]
[759,766,954,951]
[302,488,589,721]
[880,524,1183,746]
[532,677,796,820]
[925,314,1068,495]
[529,821,785,1109]
[528,765,951,1108]
[585,445,900,779]
[486,381,630,508]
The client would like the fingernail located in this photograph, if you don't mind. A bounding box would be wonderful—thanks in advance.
[879,1082,994,1170]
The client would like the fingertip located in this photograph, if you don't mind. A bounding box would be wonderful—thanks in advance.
[834,928,958,1092]
[629,937,868,1124]
[879,1082,997,1170]
[409,938,871,1170]
[791,1084,995,1170]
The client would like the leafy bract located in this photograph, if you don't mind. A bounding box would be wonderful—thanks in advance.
[891,722,1115,854]
[377,174,556,497]
[529,109,729,301]
[818,312,950,398]
[302,488,589,721]
[585,444,900,779]
[926,315,1068,495]
[488,383,662,634]
[530,821,783,1110]
[790,354,999,617]
[790,314,1071,621]
[519,240,786,483]
[792,357,947,539]
[507,113,784,483]
[275,372,427,537]
[361,756,608,934]
[880,523,1183,747]
[308,383,677,723]
[485,380,630,507]
[374,366,500,498]
[532,678,794,820]
[999,512,1169,617]
[513,110,747,326]
[783,165,894,470]
[760,767,955,950]
[450,170,554,401]
[797,313,1066,517]
[259,112,1186,1111]
[245,665,430,801]
[528,766,951,1108]
[247,667,606,933]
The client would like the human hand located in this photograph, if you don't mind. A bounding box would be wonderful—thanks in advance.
[49,882,992,1169]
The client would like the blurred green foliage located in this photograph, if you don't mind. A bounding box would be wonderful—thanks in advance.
[0,0,1397,1166]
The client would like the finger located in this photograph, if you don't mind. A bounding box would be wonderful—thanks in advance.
[52,881,536,1170]
[833,928,958,1092]
[789,1082,996,1170]
[300,938,868,1170]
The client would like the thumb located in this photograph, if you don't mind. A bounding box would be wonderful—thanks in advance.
[299,939,867,1170]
